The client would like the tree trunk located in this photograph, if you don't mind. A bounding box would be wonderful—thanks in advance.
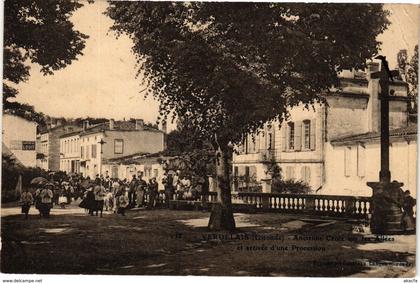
[208,143,236,231]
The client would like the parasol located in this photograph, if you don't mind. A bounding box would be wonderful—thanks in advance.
[30,177,49,186]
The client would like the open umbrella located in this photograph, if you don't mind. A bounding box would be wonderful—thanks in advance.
[30,177,49,186]
[80,179,95,189]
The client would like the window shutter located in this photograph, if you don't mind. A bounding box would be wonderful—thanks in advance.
[310,119,316,150]
[357,144,365,177]
[255,135,260,153]
[294,121,302,151]
[271,128,275,150]
[344,147,351,177]
[306,166,311,183]
[281,125,286,151]
[286,166,290,179]
[300,166,305,182]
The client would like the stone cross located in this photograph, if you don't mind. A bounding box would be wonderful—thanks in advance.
[370,57,399,183]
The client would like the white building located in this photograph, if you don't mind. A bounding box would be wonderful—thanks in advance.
[36,132,49,170]
[2,114,37,167]
[79,119,165,179]
[59,131,81,173]
[232,62,415,196]
[36,123,81,172]
[324,125,417,197]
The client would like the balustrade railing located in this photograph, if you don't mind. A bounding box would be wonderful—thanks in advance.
[231,192,372,219]
[152,191,418,220]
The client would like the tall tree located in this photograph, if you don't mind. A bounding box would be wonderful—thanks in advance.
[398,46,418,114]
[106,2,390,230]
[3,0,89,120]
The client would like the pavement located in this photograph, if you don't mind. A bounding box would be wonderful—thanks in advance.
[1,202,416,277]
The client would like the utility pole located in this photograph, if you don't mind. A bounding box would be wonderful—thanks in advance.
[98,138,106,181]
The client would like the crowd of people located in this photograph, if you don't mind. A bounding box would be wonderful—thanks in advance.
[19,169,210,219]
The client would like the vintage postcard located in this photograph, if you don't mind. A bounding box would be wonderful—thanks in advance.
[1,0,418,280]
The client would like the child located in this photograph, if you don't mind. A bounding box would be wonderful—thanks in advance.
[20,188,34,219]
[117,191,129,216]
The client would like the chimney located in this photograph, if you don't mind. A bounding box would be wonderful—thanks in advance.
[135,119,144,130]
[109,119,115,130]
[83,120,90,131]
[367,62,380,80]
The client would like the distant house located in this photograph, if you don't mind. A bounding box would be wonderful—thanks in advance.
[2,114,37,167]
[36,122,81,171]
[79,119,165,179]
[102,152,169,190]
[233,62,415,196]
[102,151,218,192]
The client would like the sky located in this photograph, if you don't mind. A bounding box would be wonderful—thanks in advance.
[14,2,419,128]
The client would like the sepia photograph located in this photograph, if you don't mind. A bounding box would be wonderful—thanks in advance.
[1,0,418,279]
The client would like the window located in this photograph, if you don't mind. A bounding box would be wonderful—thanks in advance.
[303,120,311,149]
[81,146,84,159]
[114,139,124,154]
[268,132,273,150]
[246,136,257,154]
[91,144,97,158]
[344,147,352,177]
[286,166,295,180]
[288,122,295,150]
[301,166,311,184]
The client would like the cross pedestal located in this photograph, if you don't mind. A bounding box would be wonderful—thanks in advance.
[366,57,404,234]
[367,181,404,234]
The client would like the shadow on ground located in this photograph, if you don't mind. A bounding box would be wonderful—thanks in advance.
[1,207,415,277]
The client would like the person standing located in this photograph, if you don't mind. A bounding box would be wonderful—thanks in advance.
[40,184,54,218]
[162,172,174,208]
[19,188,34,219]
[147,177,159,209]
[94,182,106,217]
[402,190,416,232]
[86,187,96,216]
[135,174,147,208]
[116,190,129,216]
[34,187,42,216]
[128,175,138,208]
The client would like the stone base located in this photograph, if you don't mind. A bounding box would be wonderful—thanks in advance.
[367,181,405,235]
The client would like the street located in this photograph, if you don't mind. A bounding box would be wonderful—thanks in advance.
[1,203,415,277]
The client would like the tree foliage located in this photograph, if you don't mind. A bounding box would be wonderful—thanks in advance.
[397,46,418,114]
[3,0,88,119]
[106,2,390,229]
[107,2,390,147]
[165,119,216,178]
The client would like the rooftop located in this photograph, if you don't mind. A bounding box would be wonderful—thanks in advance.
[330,124,418,145]
[80,120,162,136]
[104,151,174,165]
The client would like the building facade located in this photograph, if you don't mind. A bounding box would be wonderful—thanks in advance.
[232,62,415,196]
[36,124,81,171]
[324,125,417,197]
[2,114,37,167]
[79,119,165,179]
[59,131,81,173]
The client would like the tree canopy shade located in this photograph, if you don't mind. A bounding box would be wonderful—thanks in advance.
[3,0,89,120]
[106,2,390,229]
